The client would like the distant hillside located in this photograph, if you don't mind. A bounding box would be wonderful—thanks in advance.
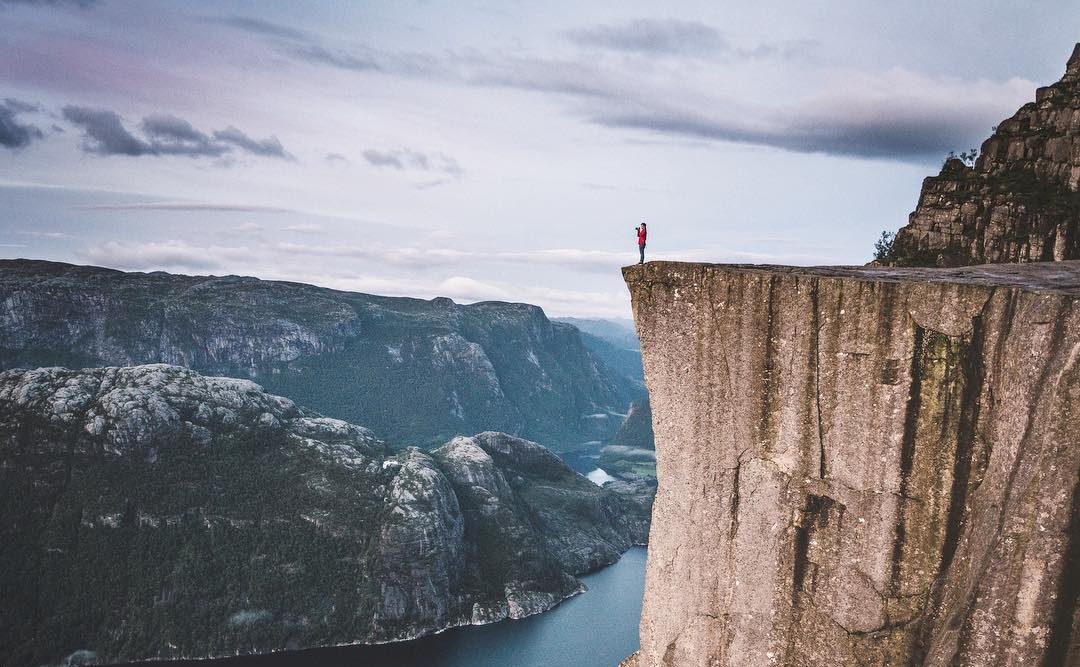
[554,317,639,351]
[0,260,639,451]
[555,317,643,384]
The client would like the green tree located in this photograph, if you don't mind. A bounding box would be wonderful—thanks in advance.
[873,231,896,262]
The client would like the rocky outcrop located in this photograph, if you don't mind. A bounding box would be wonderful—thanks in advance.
[0,259,641,450]
[622,261,1079,666]
[0,364,647,666]
[890,44,1080,266]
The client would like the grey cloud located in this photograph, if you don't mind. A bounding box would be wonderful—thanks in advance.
[589,93,1008,161]
[62,106,149,155]
[18,230,73,239]
[3,98,38,113]
[212,12,454,79]
[140,113,227,157]
[213,126,293,159]
[204,15,309,41]
[287,43,382,72]
[566,19,818,61]
[0,0,96,7]
[463,55,1027,161]
[0,98,44,149]
[467,55,614,97]
[71,201,292,212]
[208,13,384,72]
[80,240,250,271]
[281,223,322,232]
[362,149,463,176]
[567,19,727,55]
[142,114,210,144]
[62,106,293,161]
[325,152,347,163]
[362,150,404,169]
[208,15,1021,163]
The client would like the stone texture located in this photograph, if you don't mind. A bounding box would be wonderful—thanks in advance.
[623,260,1079,666]
[0,365,648,665]
[890,44,1080,267]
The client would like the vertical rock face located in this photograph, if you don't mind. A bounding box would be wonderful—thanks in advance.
[890,44,1080,266]
[623,261,1080,666]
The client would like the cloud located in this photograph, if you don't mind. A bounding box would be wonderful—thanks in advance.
[587,69,1035,160]
[193,14,1031,163]
[276,242,467,267]
[18,230,73,239]
[213,126,293,159]
[0,98,44,149]
[208,13,384,72]
[274,242,844,272]
[0,0,96,7]
[362,148,463,176]
[273,243,652,272]
[80,240,251,271]
[259,269,630,318]
[202,15,308,41]
[325,152,347,163]
[286,43,382,72]
[566,19,818,61]
[62,107,149,155]
[566,19,728,56]
[281,223,323,232]
[70,201,292,212]
[414,178,451,190]
[61,106,293,160]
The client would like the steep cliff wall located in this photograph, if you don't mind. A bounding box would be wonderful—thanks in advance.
[623,261,1079,666]
[890,44,1080,266]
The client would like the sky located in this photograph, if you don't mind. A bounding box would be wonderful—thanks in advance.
[1,1,1078,318]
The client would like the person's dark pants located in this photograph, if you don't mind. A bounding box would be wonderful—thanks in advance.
[638,243,645,263]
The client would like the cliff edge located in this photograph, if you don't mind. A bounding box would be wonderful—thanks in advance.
[623,260,1079,666]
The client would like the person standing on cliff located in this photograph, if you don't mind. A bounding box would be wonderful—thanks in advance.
[636,222,647,264]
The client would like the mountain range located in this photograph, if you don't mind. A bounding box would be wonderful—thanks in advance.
[0,364,648,666]
[0,259,643,451]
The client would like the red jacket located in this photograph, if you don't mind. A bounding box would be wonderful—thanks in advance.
[637,226,647,245]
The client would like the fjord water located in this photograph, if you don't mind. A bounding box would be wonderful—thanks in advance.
[134,547,646,667]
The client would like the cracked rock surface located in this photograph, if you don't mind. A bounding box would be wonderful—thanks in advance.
[0,364,647,666]
[622,260,1079,667]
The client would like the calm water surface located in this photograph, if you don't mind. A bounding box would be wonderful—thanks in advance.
[139,547,646,667]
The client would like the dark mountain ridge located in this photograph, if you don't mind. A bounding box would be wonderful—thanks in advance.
[0,259,641,451]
